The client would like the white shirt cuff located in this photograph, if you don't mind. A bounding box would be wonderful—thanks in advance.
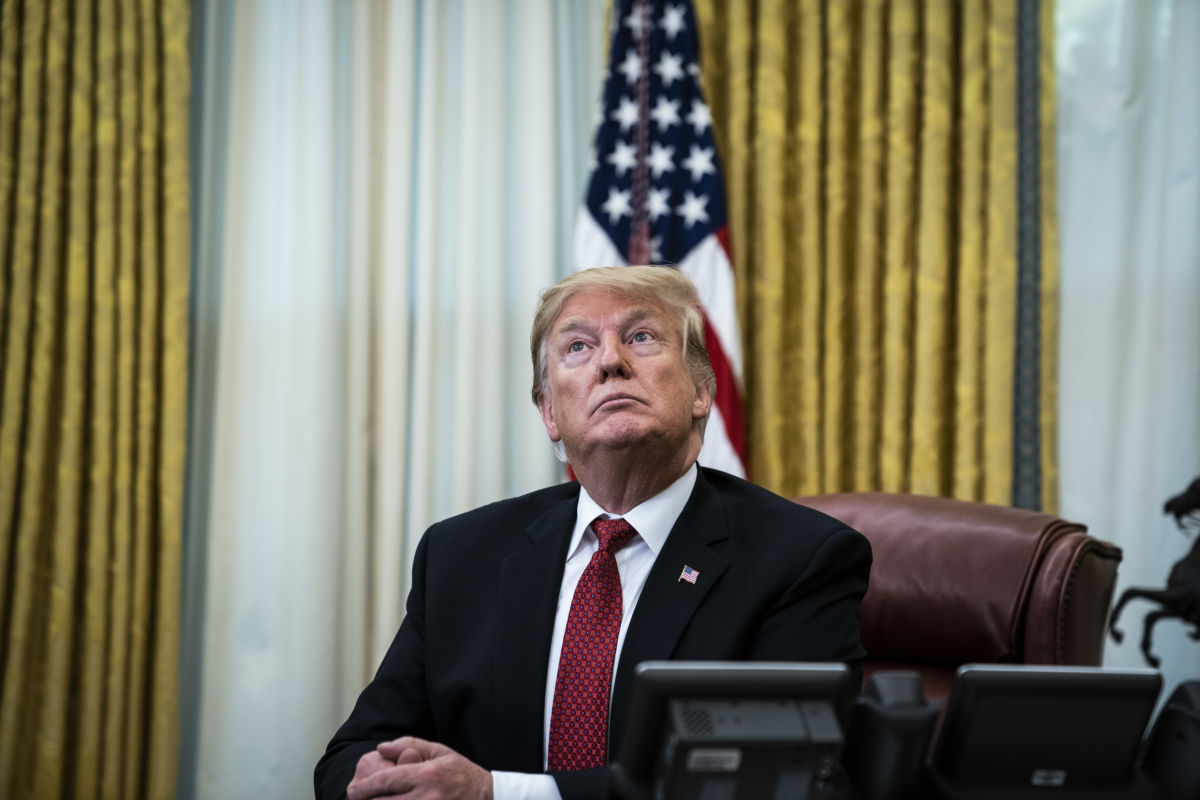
[490,770,562,800]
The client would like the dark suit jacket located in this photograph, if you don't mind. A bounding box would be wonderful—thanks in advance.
[314,467,871,800]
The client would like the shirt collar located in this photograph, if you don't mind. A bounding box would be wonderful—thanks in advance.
[566,462,699,561]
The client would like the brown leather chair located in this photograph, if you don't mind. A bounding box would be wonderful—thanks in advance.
[798,492,1123,709]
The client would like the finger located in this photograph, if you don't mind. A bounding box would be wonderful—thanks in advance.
[378,736,445,761]
[394,747,423,765]
[348,762,420,800]
[354,750,395,780]
[376,735,422,759]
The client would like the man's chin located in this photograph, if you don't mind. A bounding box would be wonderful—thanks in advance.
[584,435,647,453]
[571,425,667,457]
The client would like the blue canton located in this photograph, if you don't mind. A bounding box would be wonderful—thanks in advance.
[584,0,728,265]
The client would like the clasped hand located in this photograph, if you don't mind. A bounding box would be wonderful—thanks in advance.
[346,736,493,800]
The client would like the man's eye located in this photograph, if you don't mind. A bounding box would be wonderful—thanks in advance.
[568,341,586,352]
[632,331,651,343]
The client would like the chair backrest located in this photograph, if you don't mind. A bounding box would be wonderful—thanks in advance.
[797,492,1123,707]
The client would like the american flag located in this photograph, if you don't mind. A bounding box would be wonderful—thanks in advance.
[575,0,746,478]
[679,564,700,584]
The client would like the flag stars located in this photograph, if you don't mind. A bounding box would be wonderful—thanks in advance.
[611,96,639,132]
[683,145,716,182]
[648,186,671,221]
[602,188,633,224]
[660,5,687,40]
[624,7,648,38]
[649,96,681,131]
[618,50,641,85]
[654,51,685,87]
[607,140,637,176]
[686,99,712,135]
[676,191,709,227]
[647,143,675,179]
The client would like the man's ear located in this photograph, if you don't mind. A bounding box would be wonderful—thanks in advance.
[692,378,714,421]
[537,391,562,442]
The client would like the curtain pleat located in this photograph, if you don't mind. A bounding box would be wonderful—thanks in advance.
[0,0,189,797]
[877,2,918,495]
[952,1,987,500]
[850,0,885,493]
[982,1,1018,505]
[154,0,188,789]
[910,0,953,496]
[793,0,823,494]
[695,1,1054,504]
[1037,0,1059,513]
[821,0,854,491]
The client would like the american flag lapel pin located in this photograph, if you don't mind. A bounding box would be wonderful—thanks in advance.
[678,564,699,584]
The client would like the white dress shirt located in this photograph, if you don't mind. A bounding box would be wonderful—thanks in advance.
[491,464,699,800]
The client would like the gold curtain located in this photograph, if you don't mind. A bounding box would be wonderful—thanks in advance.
[0,0,189,797]
[694,0,1058,507]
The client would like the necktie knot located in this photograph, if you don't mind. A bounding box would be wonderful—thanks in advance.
[592,517,637,553]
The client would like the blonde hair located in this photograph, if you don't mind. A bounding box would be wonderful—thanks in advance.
[529,265,717,406]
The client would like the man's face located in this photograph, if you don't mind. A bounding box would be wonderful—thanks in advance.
[537,288,712,462]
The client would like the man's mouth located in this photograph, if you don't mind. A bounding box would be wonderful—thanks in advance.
[594,393,642,412]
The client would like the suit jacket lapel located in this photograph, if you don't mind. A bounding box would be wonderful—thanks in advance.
[608,469,729,757]
[495,493,576,772]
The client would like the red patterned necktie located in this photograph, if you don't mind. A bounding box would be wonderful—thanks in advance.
[547,517,638,771]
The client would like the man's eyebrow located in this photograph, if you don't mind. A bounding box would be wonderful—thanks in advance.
[554,316,593,336]
[553,306,662,336]
[620,307,659,327]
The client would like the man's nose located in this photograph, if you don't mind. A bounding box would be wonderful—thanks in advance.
[596,333,630,379]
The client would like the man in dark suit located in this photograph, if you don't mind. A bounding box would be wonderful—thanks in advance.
[315,266,871,800]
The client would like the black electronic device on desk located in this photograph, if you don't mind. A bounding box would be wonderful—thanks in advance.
[929,664,1164,800]
[842,671,941,800]
[1141,680,1200,799]
[608,661,855,800]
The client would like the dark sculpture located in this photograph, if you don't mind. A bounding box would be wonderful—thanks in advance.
[1108,477,1200,668]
